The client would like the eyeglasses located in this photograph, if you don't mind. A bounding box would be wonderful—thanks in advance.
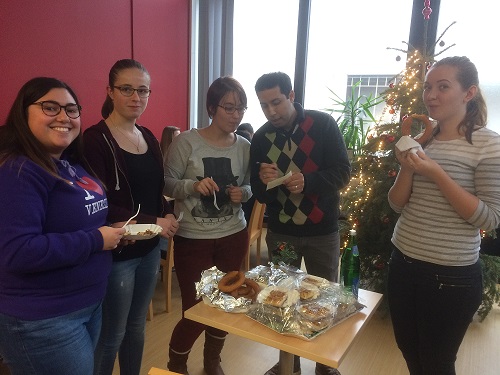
[218,105,247,115]
[31,101,82,119]
[112,86,151,98]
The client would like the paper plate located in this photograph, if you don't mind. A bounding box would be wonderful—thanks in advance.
[124,224,162,240]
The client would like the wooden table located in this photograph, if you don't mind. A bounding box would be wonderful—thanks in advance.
[185,288,383,375]
[148,367,181,375]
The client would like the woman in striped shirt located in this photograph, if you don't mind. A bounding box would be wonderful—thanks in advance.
[388,56,500,375]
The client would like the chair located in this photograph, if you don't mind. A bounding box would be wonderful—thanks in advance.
[147,238,175,320]
[244,201,266,271]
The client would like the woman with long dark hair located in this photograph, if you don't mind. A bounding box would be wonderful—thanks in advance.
[0,77,124,375]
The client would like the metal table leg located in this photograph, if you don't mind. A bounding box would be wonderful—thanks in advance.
[278,350,294,375]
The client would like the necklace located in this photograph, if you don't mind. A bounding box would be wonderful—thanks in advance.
[109,118,141,152]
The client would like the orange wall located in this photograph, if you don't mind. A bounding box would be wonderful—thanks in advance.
[0,0,190,139]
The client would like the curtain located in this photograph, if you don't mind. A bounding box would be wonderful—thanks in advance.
[190,0,234,129]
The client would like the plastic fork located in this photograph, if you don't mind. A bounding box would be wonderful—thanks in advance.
[122,204,141,228]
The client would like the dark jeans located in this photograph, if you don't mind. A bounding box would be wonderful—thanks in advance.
[387,246,482,375]
[169,229,249,352]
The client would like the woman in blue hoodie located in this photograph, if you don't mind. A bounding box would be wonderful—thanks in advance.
[0,77,125,375]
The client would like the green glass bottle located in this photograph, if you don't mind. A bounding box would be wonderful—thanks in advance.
[340,229,360,298]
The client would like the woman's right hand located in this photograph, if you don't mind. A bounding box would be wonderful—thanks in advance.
[193,177,219,196]
[98,226,126,250]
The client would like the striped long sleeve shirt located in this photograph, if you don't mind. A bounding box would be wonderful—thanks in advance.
[390,127,500,266]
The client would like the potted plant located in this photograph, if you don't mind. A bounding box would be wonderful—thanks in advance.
[326,81,384,159]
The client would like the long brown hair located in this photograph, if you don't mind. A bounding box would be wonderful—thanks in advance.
[0,77,90,177]
[430,56,487,144]
[160,125,181,159]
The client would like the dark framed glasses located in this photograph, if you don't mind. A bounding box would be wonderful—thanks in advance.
[218,105,247,115]
[112,86,151,98]
[31,101,82,119]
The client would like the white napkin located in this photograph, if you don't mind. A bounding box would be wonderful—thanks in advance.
[266,171,293,190]
[395,136,424,154]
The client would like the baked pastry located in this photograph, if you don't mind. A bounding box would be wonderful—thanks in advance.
[218,271,245,293]
[298,284,320,300]
[298,302,334,320]
[264,289,288,307]
[300,275,328,288]
[300,316,331,332]
[257,286,300,307]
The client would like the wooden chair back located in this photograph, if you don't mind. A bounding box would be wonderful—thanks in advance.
[147,237,174,320]
[244,201,266,271]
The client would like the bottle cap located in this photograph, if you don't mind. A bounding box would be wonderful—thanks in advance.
[349,229,357,236]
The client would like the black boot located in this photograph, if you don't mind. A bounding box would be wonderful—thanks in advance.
[315,362,341,375]
[167,347,190,375]
[203,331,226,375]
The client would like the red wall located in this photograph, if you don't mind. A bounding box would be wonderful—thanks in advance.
[0,0,190,139]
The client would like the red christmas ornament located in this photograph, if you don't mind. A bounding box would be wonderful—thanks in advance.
[388,169,397,177]
[387,135,395,143]
[389,83,394,88]
[422,0,432,20]
[389,108,395,115]
[382,216,390,224]
[372,256,385,270]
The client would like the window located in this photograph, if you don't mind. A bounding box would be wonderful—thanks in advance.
[438,0,500,133]
[304,0,412,121]
[233,0,299,129]
[232,0,497,134]
[346,74,395,121]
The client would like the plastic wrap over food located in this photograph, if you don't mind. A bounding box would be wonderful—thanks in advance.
[245,263,303,288]
[195,266,254,313]
[246,268,366,340]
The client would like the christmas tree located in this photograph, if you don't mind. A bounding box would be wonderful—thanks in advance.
[339,1,500,320]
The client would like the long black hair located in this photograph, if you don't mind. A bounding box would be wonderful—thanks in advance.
[0,77,89,177]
